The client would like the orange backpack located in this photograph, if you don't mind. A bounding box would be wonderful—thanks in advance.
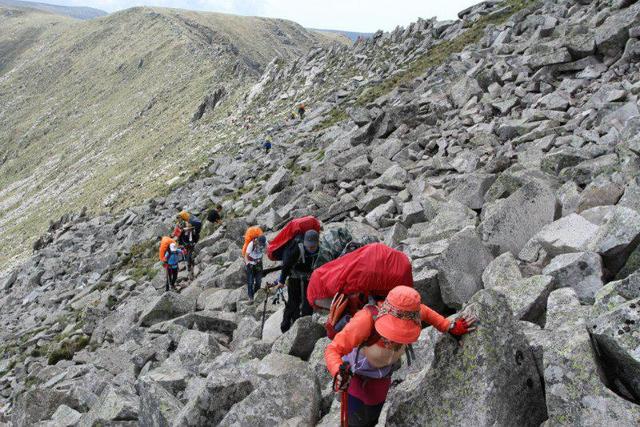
[159,236,175,262]
[242,226,264,257]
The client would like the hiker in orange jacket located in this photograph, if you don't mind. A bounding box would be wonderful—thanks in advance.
[325,286,477,427]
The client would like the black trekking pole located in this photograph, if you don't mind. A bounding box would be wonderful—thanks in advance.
[259,281,281,339]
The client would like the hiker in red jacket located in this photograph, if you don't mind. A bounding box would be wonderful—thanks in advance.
[325,286,477,427]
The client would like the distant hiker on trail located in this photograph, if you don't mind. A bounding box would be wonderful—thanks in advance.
[263,135,272,154]
[326,286,477,427]
[164,242,184,292]
[174,221,197,280]
[297,103,306,120]
[177,210,202,243]
[244,233,267,304]
[276,229,320,332]
[207,205,223,225]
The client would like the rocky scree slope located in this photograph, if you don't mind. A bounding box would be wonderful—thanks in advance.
[0,0,107,20]
[0,5,337,268]
[3,0,640,425]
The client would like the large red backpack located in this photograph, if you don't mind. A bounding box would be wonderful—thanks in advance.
[306,243,413,338]
[267,216,321,261]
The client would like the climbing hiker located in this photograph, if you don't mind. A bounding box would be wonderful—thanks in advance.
[267,216,322,332]
[164,242,183,292]
[174,221,197,280]
[263,135,272,154]
[243,226,267,304]
[326,285,478,426]
[297,103,306,120]
[207,205,223,225]
[177,210,202,243]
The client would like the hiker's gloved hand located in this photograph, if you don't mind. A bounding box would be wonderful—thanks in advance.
[334,363,351,392]
[449,313,478,336]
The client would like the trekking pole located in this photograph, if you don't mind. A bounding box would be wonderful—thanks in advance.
[334,362,351,427]
[259,283,273,339]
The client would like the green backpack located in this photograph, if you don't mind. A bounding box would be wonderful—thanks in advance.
[313,227,353,269]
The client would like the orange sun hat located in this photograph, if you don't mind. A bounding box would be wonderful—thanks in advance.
[374,286,422,344]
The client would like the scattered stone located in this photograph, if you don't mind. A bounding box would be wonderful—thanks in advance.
[542,252,604,304]
[272,316,326,360]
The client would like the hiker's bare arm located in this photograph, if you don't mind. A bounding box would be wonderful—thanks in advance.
[325,309,375,377]
[420,304,451,333]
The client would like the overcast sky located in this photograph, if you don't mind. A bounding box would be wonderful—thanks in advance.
[51,0,481,32]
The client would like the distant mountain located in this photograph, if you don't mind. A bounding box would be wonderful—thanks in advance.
[0,0,107,19]
[311,28,373,42]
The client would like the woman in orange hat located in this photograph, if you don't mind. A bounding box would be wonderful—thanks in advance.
[325,285,477,427]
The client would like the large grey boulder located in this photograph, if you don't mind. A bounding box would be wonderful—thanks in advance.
[482,252,522,289]
[479,181,558,256]
[449,76,482,108]
[139,293,194,327]
[595,5,640,58]
[373,165,409,191]
[401,201,426,227]
[384,290,547,426]
[11,389,80,426]
[576,180,624,213]
[172,330,221,372]
[593,271,640,317]
[519,213,599,262]
[492,275,557,323]
[136,376,183,427]
[449,173,496,210]
[213,258,247,289]
[542,252,604,304]
[308,337,332,389]
[261,307,284,343]
[431,227,494,309]
[588,297,640,402]
[78,386,138,426]
[49,405,82,426]
[587,206,640,275]
[218,369,321,426]
[272,316,326,360]
[172,369,253,426]
[264,167,291,195]
[543,288,640,425]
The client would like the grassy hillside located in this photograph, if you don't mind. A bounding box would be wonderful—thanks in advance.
[0,0,107,20]
[0,6,333,267]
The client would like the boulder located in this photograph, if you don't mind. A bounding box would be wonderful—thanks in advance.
[482,252,522,289]
[172,330,221,372]
[307,337,332,388]
[593,271,640,317]
[264,167,291,195]
[218,369,320,426]
[431,227,494,309]
[587,206,640,274]
[261,307,284,343]
[49,405,82,426]
[11,389,80,426]
[480,181,558,256]
[272,316,326,360]
[543,288,640,425]
[136,376,183,427]
[364,199,396,228]
[400,201,426,227]
[449,173,496,210]
[542,252,604,304]
[213,258,247,289]
[384,290,547,426]
[139,293,194,327]
[491,275,557,323]
[449,76,482,108]
[588,298,640,401]
[172,369,253,426]
[576,180,624,213]
[143,364,189,396]
[373,165,409,191]
[618,179,640,213]
[519,213,599,262]
[79,386,138,425]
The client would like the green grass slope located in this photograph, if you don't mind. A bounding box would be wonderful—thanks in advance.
[0,6,333,267]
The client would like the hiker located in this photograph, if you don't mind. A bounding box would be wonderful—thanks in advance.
[177,210,202,243]
[207,205,223,225]
[326,286,477,426]
[174,221,197,280]
[263,136,272,154]
[297,103,306,119]
[164,242,183,291]
[275,229,320,332]
[244,234,267,304]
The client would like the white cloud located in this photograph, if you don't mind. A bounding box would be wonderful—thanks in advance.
[52,0,482,32]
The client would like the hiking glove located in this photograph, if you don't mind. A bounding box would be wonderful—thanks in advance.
[449,318,470,336]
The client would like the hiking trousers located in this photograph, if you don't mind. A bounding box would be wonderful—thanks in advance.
[347,394,384,427]
[245,264,263,300]
[280,277,313,332]
[166,267,178,291]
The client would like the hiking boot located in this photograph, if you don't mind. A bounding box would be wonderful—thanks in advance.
[247,298,254,305]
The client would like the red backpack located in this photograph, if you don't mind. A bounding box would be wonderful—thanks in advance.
[267,216,321,261]
[306,243,413,338]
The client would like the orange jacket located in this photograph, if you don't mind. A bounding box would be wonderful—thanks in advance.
[325,304,451,377]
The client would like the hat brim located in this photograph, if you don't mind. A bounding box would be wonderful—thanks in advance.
[374,314,421,345]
